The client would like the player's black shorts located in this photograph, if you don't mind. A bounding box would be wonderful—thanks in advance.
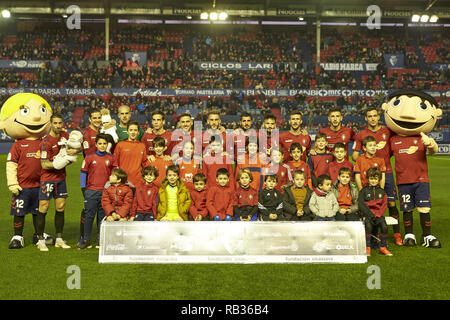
[39,180,68,200]
[10,187,39,216]
[398,182,431,211]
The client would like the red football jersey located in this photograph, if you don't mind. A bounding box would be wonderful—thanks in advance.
[175,157,202,192]
[286,160,313,188]
[353,126,393,173]
[319,126,355,153]
[113,140,148,187]
[81,152,115,191]
[7,139,42,188]
[354,154,386,187]
[328,160,354,183]
[279,131,312,163]
[202,154,234,189]
[141,130,174,157]
[307,152,334,178]
[262,163,290,193]
[152,156,173,188]
[41,132,69,182]
[202,130,226,152]
[82,126,99,158]
[390,135,429,185]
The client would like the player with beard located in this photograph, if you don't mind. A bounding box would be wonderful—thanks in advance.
[279,110,312,163]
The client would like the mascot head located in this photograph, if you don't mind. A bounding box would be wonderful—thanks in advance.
[0,93,52,140]
[382,89,442,136]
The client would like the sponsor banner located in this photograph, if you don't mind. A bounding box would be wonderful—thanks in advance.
[0,87,446,98]
[124,52,147,66]
[384,54,405,68]
[319,63,378,71]
[197,62,273,70]
[437,144,450,155]
[99,221,367,264]
[322,9,411,17]
[0,60,57,69]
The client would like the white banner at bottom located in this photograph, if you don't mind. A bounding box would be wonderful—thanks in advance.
[99,221,367,264]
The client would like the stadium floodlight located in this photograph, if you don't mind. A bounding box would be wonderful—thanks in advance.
[298,17,304,21]
[210,12,218,20]
[1,9,11,18]
[219,12,228,20]
[411,14,420,22]
[186,15,192,20]
[429,15,438,23]
[200,12,208,20]
[420,14,429,23]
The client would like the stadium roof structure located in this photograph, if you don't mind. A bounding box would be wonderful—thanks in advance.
[2,0,450,20]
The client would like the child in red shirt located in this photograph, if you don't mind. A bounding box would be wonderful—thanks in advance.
[150,136,173,188]
[286,142,312,188]
[263,147,290,193]
[102,168,134,221]
[131,166,159,221]
[234,168,259,221]
[354,136,386,190]
[206,168,234,221]
[189,173,209,221]
[328,142,354,183]
[235,137,267,191]
[175,140,201,192]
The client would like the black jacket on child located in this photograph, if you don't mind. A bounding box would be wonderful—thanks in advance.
[258,188,284,221]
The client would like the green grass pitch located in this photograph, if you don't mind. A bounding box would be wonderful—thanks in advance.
[0,154,448,300]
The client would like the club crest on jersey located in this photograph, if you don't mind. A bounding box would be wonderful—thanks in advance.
[342,134,346,141]
[105,160,110,166]
[249,194,253,200]
[147,190,151,196]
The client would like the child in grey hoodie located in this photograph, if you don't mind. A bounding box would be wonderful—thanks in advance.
[309,174,339,221]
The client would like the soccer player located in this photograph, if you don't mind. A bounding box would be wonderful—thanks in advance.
[352,107,401,245]
[79,133,115,250]
[115,105,145,142]
[317,107,355,154]
[202,110,226,153]
[171,113,201,160]
[36,114,76,251]
[142,110,173,160]
[78,108,102,248]
[113,121,149,188]
[2,93,53,249]
[259,113,279,157]
[382,90,442,248]
[82,108,102,157]
[233,112,258,163]
[279,110,312,163]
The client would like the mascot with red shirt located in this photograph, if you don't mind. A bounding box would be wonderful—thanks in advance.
[0,93,54,249]
[382,89,442,248]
